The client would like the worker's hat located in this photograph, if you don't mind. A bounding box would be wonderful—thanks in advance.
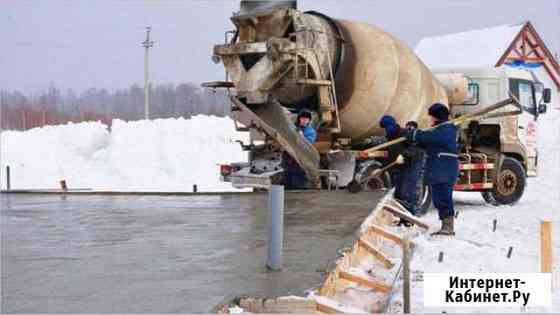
[428,103,449,121]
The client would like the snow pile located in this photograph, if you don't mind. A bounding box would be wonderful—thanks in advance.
[0,116,249,192]
[388,108,560,313]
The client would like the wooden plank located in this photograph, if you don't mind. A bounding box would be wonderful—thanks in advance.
[339,270,391,293]
[239,297,317,313]
[506,56,545,63]
[384,203,430,230]
[541,221,553,273]
[368,224,405,245]
[297,79,332,86]
[357,238,394,269]
[315,301,342,314]
[314,296,366,314]
[402,238,411,313]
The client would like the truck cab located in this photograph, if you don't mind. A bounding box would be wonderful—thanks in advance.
[433,66,551,204]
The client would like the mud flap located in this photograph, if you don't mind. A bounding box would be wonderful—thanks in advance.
[231,96,321,187]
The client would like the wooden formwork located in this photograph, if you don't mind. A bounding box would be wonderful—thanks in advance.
[312,196,423,313]
[219,195,430,314]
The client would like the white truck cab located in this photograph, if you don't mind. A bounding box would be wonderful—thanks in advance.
[434,66,549,178]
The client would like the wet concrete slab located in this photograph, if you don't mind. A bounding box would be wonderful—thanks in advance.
[1,190,385,313]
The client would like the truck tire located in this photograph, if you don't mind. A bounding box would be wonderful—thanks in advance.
[486,157,526,205]
[365,171,392,191]
[347,167,392,193]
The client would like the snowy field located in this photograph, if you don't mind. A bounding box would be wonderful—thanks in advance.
[0,115,249,192]
[388,107,560,313]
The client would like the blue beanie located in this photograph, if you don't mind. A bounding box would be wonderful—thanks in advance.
[428,103,449,121]
[379,115,398,137]
[297,109,312,120]
[379,115,396,128]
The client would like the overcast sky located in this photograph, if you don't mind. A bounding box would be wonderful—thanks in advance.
[3,0,559,93]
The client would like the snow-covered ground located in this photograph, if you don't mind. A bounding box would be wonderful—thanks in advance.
[388,107,560,313]
[0,116,249,192]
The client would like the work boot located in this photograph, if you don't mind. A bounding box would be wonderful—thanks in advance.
[430,216,455,236]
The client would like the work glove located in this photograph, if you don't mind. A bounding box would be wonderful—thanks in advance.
[395,154,405,165]
[358,150,370,160]
[358,150,388,160]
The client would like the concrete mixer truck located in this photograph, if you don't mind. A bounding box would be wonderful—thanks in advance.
[203,1,552,208]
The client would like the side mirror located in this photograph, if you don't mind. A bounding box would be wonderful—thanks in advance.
[538,104,547,114]
[543,88,552,104]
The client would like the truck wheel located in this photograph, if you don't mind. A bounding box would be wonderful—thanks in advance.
[488,157,526,205]
[347,180,363,193]
[365,172,391,191]
[416,184,432,216]
[347,168,391,193]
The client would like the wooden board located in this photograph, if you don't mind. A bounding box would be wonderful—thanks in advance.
[239,297,317,313]
[316,301,343,314]
[339,270,391,293]
[314,296,366,314]
[541,221,553,273]
[357,238,394,269]
[368,224,406,246]
[384,202,430,230]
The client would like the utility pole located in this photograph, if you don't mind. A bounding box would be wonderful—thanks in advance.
[142,26,154,120]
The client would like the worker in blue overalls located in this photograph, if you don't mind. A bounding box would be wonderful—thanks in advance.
[378,116,424,219]
[283,109,317,190]
[407,103,459,236]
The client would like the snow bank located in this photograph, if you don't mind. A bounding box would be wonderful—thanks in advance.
[0,116,249,192]
[388,108,560,313]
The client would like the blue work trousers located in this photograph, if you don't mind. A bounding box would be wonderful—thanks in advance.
[393,160,422,215]
[430,182,455,220]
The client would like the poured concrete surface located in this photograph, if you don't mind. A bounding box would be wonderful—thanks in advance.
[1,191,384,313]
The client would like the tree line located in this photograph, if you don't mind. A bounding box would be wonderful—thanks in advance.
[0,83,231,130]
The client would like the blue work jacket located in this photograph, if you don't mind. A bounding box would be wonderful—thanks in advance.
[410,123,459,184]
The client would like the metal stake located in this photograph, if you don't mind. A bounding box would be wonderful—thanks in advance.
[6,165,10,190]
